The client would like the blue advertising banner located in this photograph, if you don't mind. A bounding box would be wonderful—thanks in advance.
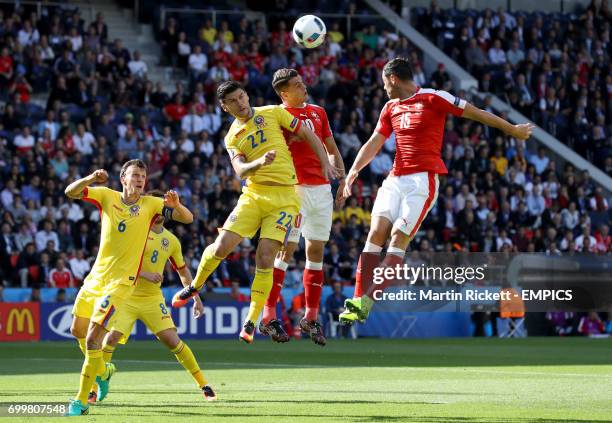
[39,302,471,341]
[40,301,253,341]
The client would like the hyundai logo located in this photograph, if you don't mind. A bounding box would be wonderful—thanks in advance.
[48,305,74,339]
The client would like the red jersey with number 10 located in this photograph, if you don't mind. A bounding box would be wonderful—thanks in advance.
[282,103,332,185]
[375,88,466,176]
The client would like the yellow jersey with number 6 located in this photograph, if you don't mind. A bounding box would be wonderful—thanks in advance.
[81,187,164,296]
[132,228,185,297]
[224,105,301,186]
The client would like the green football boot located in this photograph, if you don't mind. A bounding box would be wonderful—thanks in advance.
[96,362,116,402]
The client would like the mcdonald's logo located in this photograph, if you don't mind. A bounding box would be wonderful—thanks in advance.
[0,303,40,341]
[7,308,35,335]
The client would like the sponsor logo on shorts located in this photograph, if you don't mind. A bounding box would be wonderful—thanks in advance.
[275,225,288,232]
[161,316,171,320]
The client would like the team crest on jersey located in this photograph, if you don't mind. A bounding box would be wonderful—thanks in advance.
[310,112,320,120]
[254,115,266,129]
[161,238,170,251]
[413,103,423,111]
[229,214,237,222]
[129,205,140,217]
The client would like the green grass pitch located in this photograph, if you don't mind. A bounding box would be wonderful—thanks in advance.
[0,338,611,422]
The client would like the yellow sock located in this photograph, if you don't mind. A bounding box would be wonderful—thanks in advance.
[76,338,86,356]
[171,341,207,388]
[193,245,223,290]
[102,344,115,364]
[246,268,273,323]
[76,349,102,404]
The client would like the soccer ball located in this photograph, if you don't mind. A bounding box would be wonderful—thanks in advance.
[292,15,326,48]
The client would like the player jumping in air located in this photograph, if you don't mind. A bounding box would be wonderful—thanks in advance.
[65,160,193,415]
[172,81,339,344]
[93,193,215,403]
[258,68,346,346]
[338,57,534,325]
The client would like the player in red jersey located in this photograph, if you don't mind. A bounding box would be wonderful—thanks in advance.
[338,57,534,324]
[258,68,345,346]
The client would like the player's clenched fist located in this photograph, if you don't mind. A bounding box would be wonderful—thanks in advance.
[509,123,535,140]
[164,190,181,207]
[89,169,108,184]
[260,150,276,166]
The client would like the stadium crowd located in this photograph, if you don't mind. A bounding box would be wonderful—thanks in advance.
[0,1,609,319]
[413,0,612,173]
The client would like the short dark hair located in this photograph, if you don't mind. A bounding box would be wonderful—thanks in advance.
[120,159,147,178]
[217,80,244,101]
[383,57,413,81]
[272,68,299,96]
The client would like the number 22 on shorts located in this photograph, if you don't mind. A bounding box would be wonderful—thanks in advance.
[276,211,293,229]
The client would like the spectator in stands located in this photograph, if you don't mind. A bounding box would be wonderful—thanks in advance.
[230,281,249,302]
[325,280,347,323]
[69,249,90,283]
[578,312,605,335]
[49,258,74,288]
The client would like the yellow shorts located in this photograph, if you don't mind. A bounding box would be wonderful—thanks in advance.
[222,184,300,244]
[72,288,99,320]
[90,284,133,330]
[111,295,175,344]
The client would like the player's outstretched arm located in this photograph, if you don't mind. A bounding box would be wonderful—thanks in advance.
[340,132,387,200]
[177,266,204,318]
[231,150,276,179]
[461,103,534,140]
[64,169,108,199]
[164,190,194,224]
[297,125,340,181]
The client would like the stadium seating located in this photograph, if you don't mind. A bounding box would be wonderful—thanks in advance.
[0,2,609,316]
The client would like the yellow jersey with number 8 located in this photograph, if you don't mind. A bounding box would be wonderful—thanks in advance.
[224,105,301,186]
[81,187,164,296]
[132,228,185,297]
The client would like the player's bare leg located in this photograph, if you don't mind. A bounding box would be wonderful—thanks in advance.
[260,242,297,342]
[173,230,243,307]
[298,238,327,346]
[345,228,411,321]
[340,216,392,325]
[241,238,283,344]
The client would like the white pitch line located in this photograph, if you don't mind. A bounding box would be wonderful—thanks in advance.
[4,357,612,379]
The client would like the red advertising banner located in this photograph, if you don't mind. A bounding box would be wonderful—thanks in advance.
[0,303,40,341]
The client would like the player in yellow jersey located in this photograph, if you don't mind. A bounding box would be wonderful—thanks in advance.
[65,159,193,415]
[93,199,216,402]
[173,80,339,344]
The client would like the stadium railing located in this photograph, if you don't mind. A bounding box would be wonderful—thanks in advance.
[366,0,612,197]
[0,0,97,24]
[158,7,266,33]
[397,0,591,13]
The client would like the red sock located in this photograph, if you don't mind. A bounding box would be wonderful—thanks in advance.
[304,268,324,321]
[365,253,404,299]
[354,251,382,298]
[262,267,285,323]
